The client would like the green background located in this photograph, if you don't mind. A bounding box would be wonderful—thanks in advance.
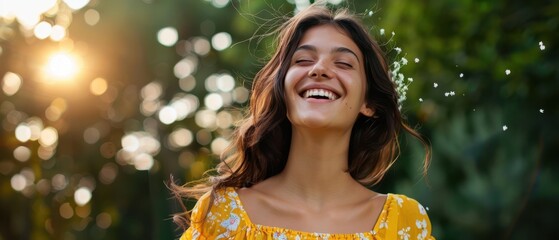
[0,0,557,239]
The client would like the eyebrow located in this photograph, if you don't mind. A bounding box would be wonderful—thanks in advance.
[295,44,361,62]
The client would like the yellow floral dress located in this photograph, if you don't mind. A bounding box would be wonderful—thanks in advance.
[180,187,434,240]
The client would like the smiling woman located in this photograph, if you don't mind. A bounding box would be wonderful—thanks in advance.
[172,3,433,239]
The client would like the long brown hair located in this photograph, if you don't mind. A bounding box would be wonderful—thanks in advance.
[171,3,431,227]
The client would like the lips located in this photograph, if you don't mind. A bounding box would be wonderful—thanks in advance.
[301,88,340,100]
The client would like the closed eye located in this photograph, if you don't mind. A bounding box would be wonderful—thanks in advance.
[335,62,353,68]
[295,59,314,65]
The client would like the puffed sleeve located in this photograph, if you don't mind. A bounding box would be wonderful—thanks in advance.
[179,191,212,240]
[396,194,435,240]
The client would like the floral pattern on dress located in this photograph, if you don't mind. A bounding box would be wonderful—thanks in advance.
[180,188,435,240]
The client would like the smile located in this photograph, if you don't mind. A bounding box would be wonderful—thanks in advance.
[302,89,339,100]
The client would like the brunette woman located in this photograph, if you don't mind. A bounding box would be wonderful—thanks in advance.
[174,4,434,240]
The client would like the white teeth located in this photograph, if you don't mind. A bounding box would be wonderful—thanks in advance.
[303,88,338,100]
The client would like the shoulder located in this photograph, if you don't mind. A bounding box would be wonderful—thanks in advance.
[183,187,247,239]
[386,194,435,240]
[388,194,429,216]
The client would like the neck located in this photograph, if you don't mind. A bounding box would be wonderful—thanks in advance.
[276,127,359,206]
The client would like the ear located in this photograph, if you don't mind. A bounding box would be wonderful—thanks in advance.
[359,103,375,117]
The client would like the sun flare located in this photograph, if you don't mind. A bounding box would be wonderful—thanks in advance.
[44,52,80,81]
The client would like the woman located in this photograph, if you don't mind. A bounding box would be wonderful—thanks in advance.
[173,4,434,240]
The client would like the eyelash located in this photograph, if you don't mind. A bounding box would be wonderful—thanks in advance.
[336,62,353,68]
[294,59,353,69]
[295,59,312,64]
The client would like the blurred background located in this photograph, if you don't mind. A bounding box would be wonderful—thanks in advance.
[0,0,557,239]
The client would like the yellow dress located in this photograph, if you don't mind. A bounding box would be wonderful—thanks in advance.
[180,187,434,240]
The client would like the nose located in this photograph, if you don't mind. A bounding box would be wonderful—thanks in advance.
[308,61,333,79]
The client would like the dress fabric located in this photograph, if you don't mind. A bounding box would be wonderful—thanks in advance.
[180,187,434,240]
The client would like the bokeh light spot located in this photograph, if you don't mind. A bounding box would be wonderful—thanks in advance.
[34,21,52,39]
[173,56,198,79]
[98,162,118,184]
[50,25,66,41]
[15,124,32,142]
[59,202,74,219]
[141,82,162,101]
[39,127,58,147]
[158,106,178,125]
[211,0,230,8]
[96,212,112,229]
[157,27,179,47]
[133,153,154,170]
[217,74,235,92]
[211,32,232,51]
[63,0,90,10]
[74,187,92,206]
[83,127,100,144]
[121,134,140,152]
[38,146,56,160]
[11,174,26,191]
[52,174,68,191]
[179,75,196,92]
[84,9,100,26]
[211,137,229,155]
[195,109,216,129]
[13,146,32,162]
[169,128,193,148]
[216,111,233,129]
[232,87,249,103]
[204,93,223,110]
[192,37,210,56]
[90,78,108,96]
[2,72,22,96]
[196,129,212,145]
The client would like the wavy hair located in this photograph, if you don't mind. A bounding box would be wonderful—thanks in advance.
[171,3,431,228]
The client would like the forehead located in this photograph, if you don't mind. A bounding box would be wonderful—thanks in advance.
[297,24,363,58]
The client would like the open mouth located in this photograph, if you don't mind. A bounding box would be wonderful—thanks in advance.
[301,89,340,100]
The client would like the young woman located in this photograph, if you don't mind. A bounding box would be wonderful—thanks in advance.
[173,4,434,240]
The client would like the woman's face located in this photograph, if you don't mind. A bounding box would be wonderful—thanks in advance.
[284,24,374,131]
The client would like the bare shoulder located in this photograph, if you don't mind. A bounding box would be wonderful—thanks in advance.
[236,178,284,207]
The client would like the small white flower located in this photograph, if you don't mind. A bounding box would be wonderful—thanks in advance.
[401,57,408,65]
[395,196,404,207]
[433,83,438,88]
[419,98,423,102]
[459,73,464,78]
[540,109,544,113]
[416,219,428,240]
[444,92,449,97]
[414,58,420,63]
[392,31,395,36]
[418,204,427,215]
[450,91,455,96]
[539,41,546,50]
[408,78,413,82]
[505,69,511,75]
[503,125,508,131]
[394,47,402,54]
[368,11,373,16]
[398,227,411,240]
[380,28,385,35]
[379,219,388,229]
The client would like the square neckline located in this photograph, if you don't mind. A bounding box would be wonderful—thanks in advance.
[227,187,391,236]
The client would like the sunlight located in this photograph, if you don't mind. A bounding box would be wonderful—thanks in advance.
[43,52,80,81]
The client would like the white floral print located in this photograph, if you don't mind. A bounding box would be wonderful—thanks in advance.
[180,189,435,240]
